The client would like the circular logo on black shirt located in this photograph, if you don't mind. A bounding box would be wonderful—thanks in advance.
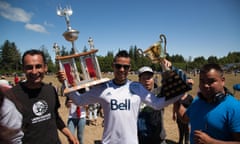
[32,100,48,116]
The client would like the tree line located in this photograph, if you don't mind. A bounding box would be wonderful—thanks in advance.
[1,40,240,75]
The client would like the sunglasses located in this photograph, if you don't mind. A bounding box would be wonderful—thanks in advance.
[113,63,130,70]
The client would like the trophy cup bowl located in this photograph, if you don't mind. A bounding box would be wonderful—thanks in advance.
[143,41,164,63]
[137,34,167,64]
[138,34,191,100]
[63,29,79,42]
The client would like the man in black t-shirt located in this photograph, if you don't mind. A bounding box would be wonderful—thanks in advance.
[10,49,78,144]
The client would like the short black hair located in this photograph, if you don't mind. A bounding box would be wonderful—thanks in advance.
[113,50,130,62]
[22,49,46,65]
[200,63,223,77]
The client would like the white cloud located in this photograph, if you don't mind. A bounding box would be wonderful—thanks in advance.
[0,1,32,23]
[0,1,48,33]
[25,23,48,33]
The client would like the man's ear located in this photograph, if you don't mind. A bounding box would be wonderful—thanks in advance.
[44,64,48,73]
[222,76,225,81]
[221,76,225,86]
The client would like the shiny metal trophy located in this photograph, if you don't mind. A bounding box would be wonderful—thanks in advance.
[138,34,167,65]
[54,5,109,94]
[138,34,191,100]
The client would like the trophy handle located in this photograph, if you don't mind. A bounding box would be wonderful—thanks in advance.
[136,34,168,68]
[159,34,167,58]
[159,34,170,72]
[136,48,144,57]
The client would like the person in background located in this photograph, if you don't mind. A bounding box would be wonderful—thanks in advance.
[96,103,104,127]
[10,49,78,144]
[175,63,240,144]
[0,82,23,144]
[172,77,194,144]
[57,50,185,144]
[87,103,99,126]
[137,66,167,144]
[173,93,193,144]
[65,90,87,144]
[0,75,9,86]
[14,74,20,85]
[19,74,26,83]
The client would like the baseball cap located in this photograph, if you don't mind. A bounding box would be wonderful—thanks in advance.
[138,66,153,76]
[0,79,12,89]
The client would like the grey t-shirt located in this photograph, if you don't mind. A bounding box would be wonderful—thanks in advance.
[0,97,23,144]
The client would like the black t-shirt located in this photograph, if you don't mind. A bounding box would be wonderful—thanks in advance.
[11,82,65,144]
[138,85,166,140]
[179,94,193,108]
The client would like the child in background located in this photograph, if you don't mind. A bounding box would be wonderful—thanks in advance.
[88,103,99,126]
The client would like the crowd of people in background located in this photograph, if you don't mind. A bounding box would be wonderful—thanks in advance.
[0,73,26,88]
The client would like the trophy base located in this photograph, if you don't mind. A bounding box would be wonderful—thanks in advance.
[158,70,192,100]
[63,78,110,94]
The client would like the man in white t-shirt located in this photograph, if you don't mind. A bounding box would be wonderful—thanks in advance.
[57,50,184,144]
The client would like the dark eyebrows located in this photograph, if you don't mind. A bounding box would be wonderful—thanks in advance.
[24,64,43,70]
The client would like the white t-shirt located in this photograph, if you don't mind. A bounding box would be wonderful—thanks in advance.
[68,103,86,119]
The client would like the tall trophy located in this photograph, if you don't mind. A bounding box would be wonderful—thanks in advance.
[54,5,109,94]
[138,34,191,100]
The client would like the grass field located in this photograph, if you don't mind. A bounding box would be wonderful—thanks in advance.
[4,72,240,144]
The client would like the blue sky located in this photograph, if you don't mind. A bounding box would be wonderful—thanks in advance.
[0,0,239,62]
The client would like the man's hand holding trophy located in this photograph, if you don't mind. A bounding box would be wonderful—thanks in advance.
[137,34,192,100]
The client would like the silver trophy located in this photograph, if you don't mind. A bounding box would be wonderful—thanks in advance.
[138,34,191,100]
[54,5,109,94]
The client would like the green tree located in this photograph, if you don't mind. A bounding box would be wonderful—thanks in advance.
[226,52,240,63]
[98,51,114,72]
[0,40,21,73]
[207,56,218,64]
[171,54,185,63]
[60,45,69,56]
[190,56,206,69]
[1,40,240,75]
[40,45,55,73]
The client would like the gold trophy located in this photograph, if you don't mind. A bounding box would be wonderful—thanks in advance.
[138,34,191,100]
[138,34,167,64]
